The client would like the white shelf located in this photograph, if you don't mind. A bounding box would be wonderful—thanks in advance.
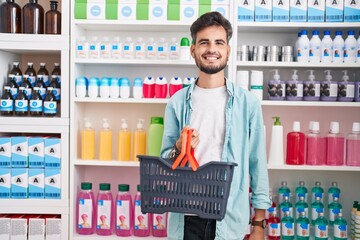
[74,160,140,167]
[73,234,162,240]
[0,199,68,214]
[0,117,69,132]
[236,61,360,68]
[261,100,360,107]
[74,98,169,104]
[268,164,360,171]
[74,58,195,66]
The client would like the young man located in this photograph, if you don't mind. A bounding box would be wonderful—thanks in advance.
[161,12,271,240]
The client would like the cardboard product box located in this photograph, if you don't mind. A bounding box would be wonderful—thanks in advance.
[0,214,10,240]
[290,0,307,21]
[326,0,344,21]
[44,138,61,169]
[255,0,273,21]
[10,215,27,240]
[273,0,290,21]
[238,0,255,22]
[28,216,45,240]
[308,0,325,21]
[0,168,11,198]
[45,169,61,199]
[344,0,360,21]
[149,3,168,20]
[74,0,106,19]
[116,0,137,20]
[0,137,11,167]
[28,168,45,199]
[11,168,28,199]
[28,137,44,168]
[11,136,28,168]
[45,215,62,240]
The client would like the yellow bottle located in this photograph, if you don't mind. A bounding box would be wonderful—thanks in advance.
[81,118,95,160]
[98,118,113,160]
[132,118,146,161]
[117,118,131,161]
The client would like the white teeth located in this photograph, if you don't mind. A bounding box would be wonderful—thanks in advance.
[206,57,218,60]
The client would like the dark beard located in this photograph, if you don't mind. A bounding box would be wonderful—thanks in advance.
[198,62,227,74]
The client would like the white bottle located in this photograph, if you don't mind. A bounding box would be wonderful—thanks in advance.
[309,30,321,63]
[111,37,123,59]
[250,70,263,100]
[180,37,191,61]
[357,31,360,63]
[157,37,168,59]
[333,31,345,64]
[75,77,87,98]
[88,77,99,98]
[123,37,134,59]
[109,78,119,98]
[344,30,357,64]
[169,37,179,60]
[99,77,110,98]
[100,36,111,58]
[120,78,130,99]
[76,36,88,58]
[135,37,146,59]
[237,70,249,90]
[146,37,157,59]
[321,30,333,64]
[88,36,100,59]
[268,116,284,166]
[297,30,310,63]
[133,77,143,99]
[294,32,301,61]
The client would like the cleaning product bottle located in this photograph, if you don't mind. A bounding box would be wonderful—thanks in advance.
[37,63,50,86]
[132,77,143,99]
[321,70,338,101]
[309,30,321,63]
[169,37,179,60]
[325,121,345,166]
[120,78,130,99]
[99,118,113,160]
[344,30,357,63]
[43,87,57,117]
[268,210,281,240]
[155,77,168,98]
[268,69,285,100]
[311,196,324,225]
[169,77,183,97]
[123,37,134,59]
[286,121,305,165]
[132,118,146,161]
[99,77,110,98]
[75,77,87,98]
[306,122,325,165]
[328,181,341,206]
[143,76,155,98]
[146,37,156,59]
[278,181,290,204]
[147,117,164,157]
[77,182,96,235]
[115,184,133,237]
[0,86,14,116]
[333,31,345,64]
[321,30,333,64]
[337,70,355,102]
[281,211,295,239]
[295,196,309,220]
[304,70,320,101]
[96,183,114,236]
[280,195,293,219]
[268,116,284,166]
[111,36,122,59]
[346,122,360,166]
[314,212,328,239]
[286,70,303,101]
[297,30,310,63]
[333,212,347,240]
[14,87,28,116]
[328,197,342,225]
[135,37,146,59]
[180,37,191,61]
[134,184,151,237]
[295,181,308,202]
[311,181,324,203]
[296,211,310,240]
[81,118,95,160]
[24,62,37,86]
[117,118,131,161]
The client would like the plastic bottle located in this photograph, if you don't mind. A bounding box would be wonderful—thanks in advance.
[295,196,309,219]
[169,77,183,97]
[278,181,290,205]
[75,77,87,98]
[20,76,33,100]
[22,0,44,34]
[77,182,96,235]
[143,76,155,98]
[115,184,133,237]
[81,118,95,160]
[146,37,156,59]
[89,36,100,59]
[14,87,28,116]
[296,30,310,63]
[357,31,360,63]
[280,195,293,219]
[314,212,328,239]
[346,122,360,166]
[351,201,358,238]
[328,197,342,225]
[309,30,321,63]
[147,116,164,156]
[123,37,134,59]
[96,183,114,236]
[0,86,14,116]
[157,38,168,59]
[311,196,325,225]
[180,37,191,61]
[328,181,341,206]
[294,32,301,61]
[325,121,345,166]
[286,70,303,101]
[321,30,333,64]
[37,63,50,87]
[117,119,131,161]
[0,0,21,33]
[49,77,61,102]
[88,77,99,98]
[24,62,37,87]
[135,37,146,59]
[132,118,146,161]
[295,181,308,203]
[134,185,151,237]
[9,62,23,86]
[6,74,18,99]
[100,36,111,59]
[337,70,355,102]
[268,69,285,100]
[99,118,113,160]
[111,36,122,59]
[51,63,61,84]
[344,30,357,63]
[109,78,119,99]
[268,210,281,240]
[296,211,310,240]
[312,182,324,203]
[43,87,57,117]
[269,116,284,166]
[266,196,277,223]
[45,1,61,34]
[321,70,338,101]
[250,70,263,101]
[120,78,130,99]
[333,212,347,240]
[152,209,167,237]
[155,77,168,98]
[99,77,110,98]
[306,122,325,165]
[76,37,89,58]
[183,77,195,88]
[286,121,305,165]
[132,77,143,99]
[281,211,295,239]
[169,37,179,60]
[29,87,43,116]
[333,31,345,63]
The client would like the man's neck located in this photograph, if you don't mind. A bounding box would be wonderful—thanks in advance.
[196,71,226,89]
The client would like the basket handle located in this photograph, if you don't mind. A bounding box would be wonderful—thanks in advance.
[172,128,199,171]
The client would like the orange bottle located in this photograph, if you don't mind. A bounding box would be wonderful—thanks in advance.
[81,118,95,160]
[132,118,146,161]
[117,119,131,161]
[98,118,112,160]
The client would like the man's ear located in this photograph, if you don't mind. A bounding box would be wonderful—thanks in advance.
[190,44,195,58]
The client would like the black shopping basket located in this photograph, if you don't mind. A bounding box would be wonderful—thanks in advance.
[138,155,237,220]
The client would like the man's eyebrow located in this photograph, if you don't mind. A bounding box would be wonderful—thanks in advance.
[197,38,226,43]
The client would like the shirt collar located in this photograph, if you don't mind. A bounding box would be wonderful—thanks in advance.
[186,77,234,101]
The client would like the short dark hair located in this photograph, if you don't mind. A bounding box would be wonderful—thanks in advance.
[190,11,233,44]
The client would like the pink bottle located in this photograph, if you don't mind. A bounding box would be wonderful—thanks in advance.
[169,77,183,97]
[326,121,345,166]
[76,182,96,235]
[134,184,151,237]
[115,184,133,237]
[346,122,360,166]
[143,76,155,98]
[152,213,168,237]
[286,121,305,165]
[155,76,168,98]
[306,122,326,165]
[96,183,114,236]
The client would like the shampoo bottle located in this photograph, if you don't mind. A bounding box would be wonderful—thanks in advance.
[77,182,96,235]
[132,119,146,161]
[268,69,285,100]
[337,70,355,102]
[81,118,95,160]
[286,121,305,165]
[134,185,151,237]
[321,70,338,101]
[325,121,345,166]
[304,70,320,101]
[306,122,325,165]
[268,116,284,166]
[155,77,168,98]
[99,118,113,160]
[169,77,183,97]
[96,183,114,236]
[115,184,133,237]
[117,118,131,161]
[346,122,360,166]
[147,117,164,157]
[143,76,155,98]
[286,70,303,101]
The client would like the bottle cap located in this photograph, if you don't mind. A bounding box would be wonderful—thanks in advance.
[273,116,281,126]
[315,181,321,186]
[342,70,349,82]
[121,118,128,129]
[312,30,319,35]
[137,184,141,191]
[40,62,46,66]
[75,77,87,86]
[13,62,19,66]
[99,183,111,191]
[348,30,355,35]
[335,31,342,36]
[118,184,129,192]
[137,118,144,129]
[330,121,340,134]
[27,62,33,66]
[281,181,287,186]
[352,122,360,132]
[293,121,301,132]
[324,30,331,35]
[54,62,60,67]
[100,78,109,86]
[180,37,190,46]
[291,70,298,81]
[297,32,301,37]
[88,77,99,86]
[155,77,167,85]
[312,122,320,131]
[120,78,130,87]
[331,181,338,187]
[151,116,164,125]
[110,78,119,86]
[102,118,110,129]
[301,30,308,35]
[171,77,182,85]
[81,182,92,190]
[92,36,98,42]
[133,77,143,87]
[299,181,305,186]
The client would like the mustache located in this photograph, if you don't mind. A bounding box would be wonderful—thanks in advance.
[202,51,221,56]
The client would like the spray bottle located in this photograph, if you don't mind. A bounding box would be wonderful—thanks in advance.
[321,70,338,101]
[286,70,303,101]
[268,116,284,166]
[117,119,131,161]
[338,70,355,102]
[304,70,320,101]
[81,118,95,160]
[268,69,285,100]
[99,118,113,160]
[132,119,146,161]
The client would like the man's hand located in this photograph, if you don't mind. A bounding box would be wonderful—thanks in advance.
[175,126,200,150]
[249,226,265,240]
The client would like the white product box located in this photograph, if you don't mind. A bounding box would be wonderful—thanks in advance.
[28,168,45,199]
[238,0,255,22]
[10,216,27,240]
[44,138,61,169]
[11,168,28,199]
[308,0,325,21]
[87,0,106,19]
[344,0,360,21]
[326,0,344,21]
[273,0,290,21]
[28,137,44,168]
[11,137,28,168]
[211,5,229,19]
[212,0,230,4]
[45,217,62,240]
[255,0,272,22]
[180,4,199,21]
[118,1,136,20]
[45,169,61,199]
[149,3,168,20]
[290,0,307,21]
[0,215,10,239]
[28,217,45,240]
[0,168,11,198]
[0,137,11,167]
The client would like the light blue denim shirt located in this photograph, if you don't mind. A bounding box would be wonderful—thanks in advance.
[161,78,271,240]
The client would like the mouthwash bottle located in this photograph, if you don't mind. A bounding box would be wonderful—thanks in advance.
[21,75,33,99]
[278,181,290,204]
[326,122,345,166]
[346,122,360,166]
[280,195,293,219]
[295,181,308,202]
[96,183,114,236]
[43,87,57,117]
[311,181,324,203]
[314,212,328,239]
[49,77,61,102]
[77,182,95,235]
[268,211,281,240]
[281,211,295,239]
[328,181,341,206]
[14,86,28,116]
[29,87,43,116]
[328,197,342,225]
[115,184,133,237]
[266,196,277,223]
[311,196,325,225]
[0,86,14,116]
[6,74,18,99]
[333,212,348,240]
[34,76,47,99]
[296,211,310,240]
[295,196,309,219]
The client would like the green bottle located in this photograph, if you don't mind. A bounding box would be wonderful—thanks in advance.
[281,211,295,240]
[328,197,342,225]
[333,212,348,240]
[296,211,310,240]
[295,181,308,202]
[311,181,324,203]
[314,212,328,240]
[328,181,341,206]
[295,196,309,219]
[280,195,293,219]
[278,181,290,204]
[311,196,324,225]
[147,117,164,157]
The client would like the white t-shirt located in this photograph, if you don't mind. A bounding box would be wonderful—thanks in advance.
[190,85,228,166]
